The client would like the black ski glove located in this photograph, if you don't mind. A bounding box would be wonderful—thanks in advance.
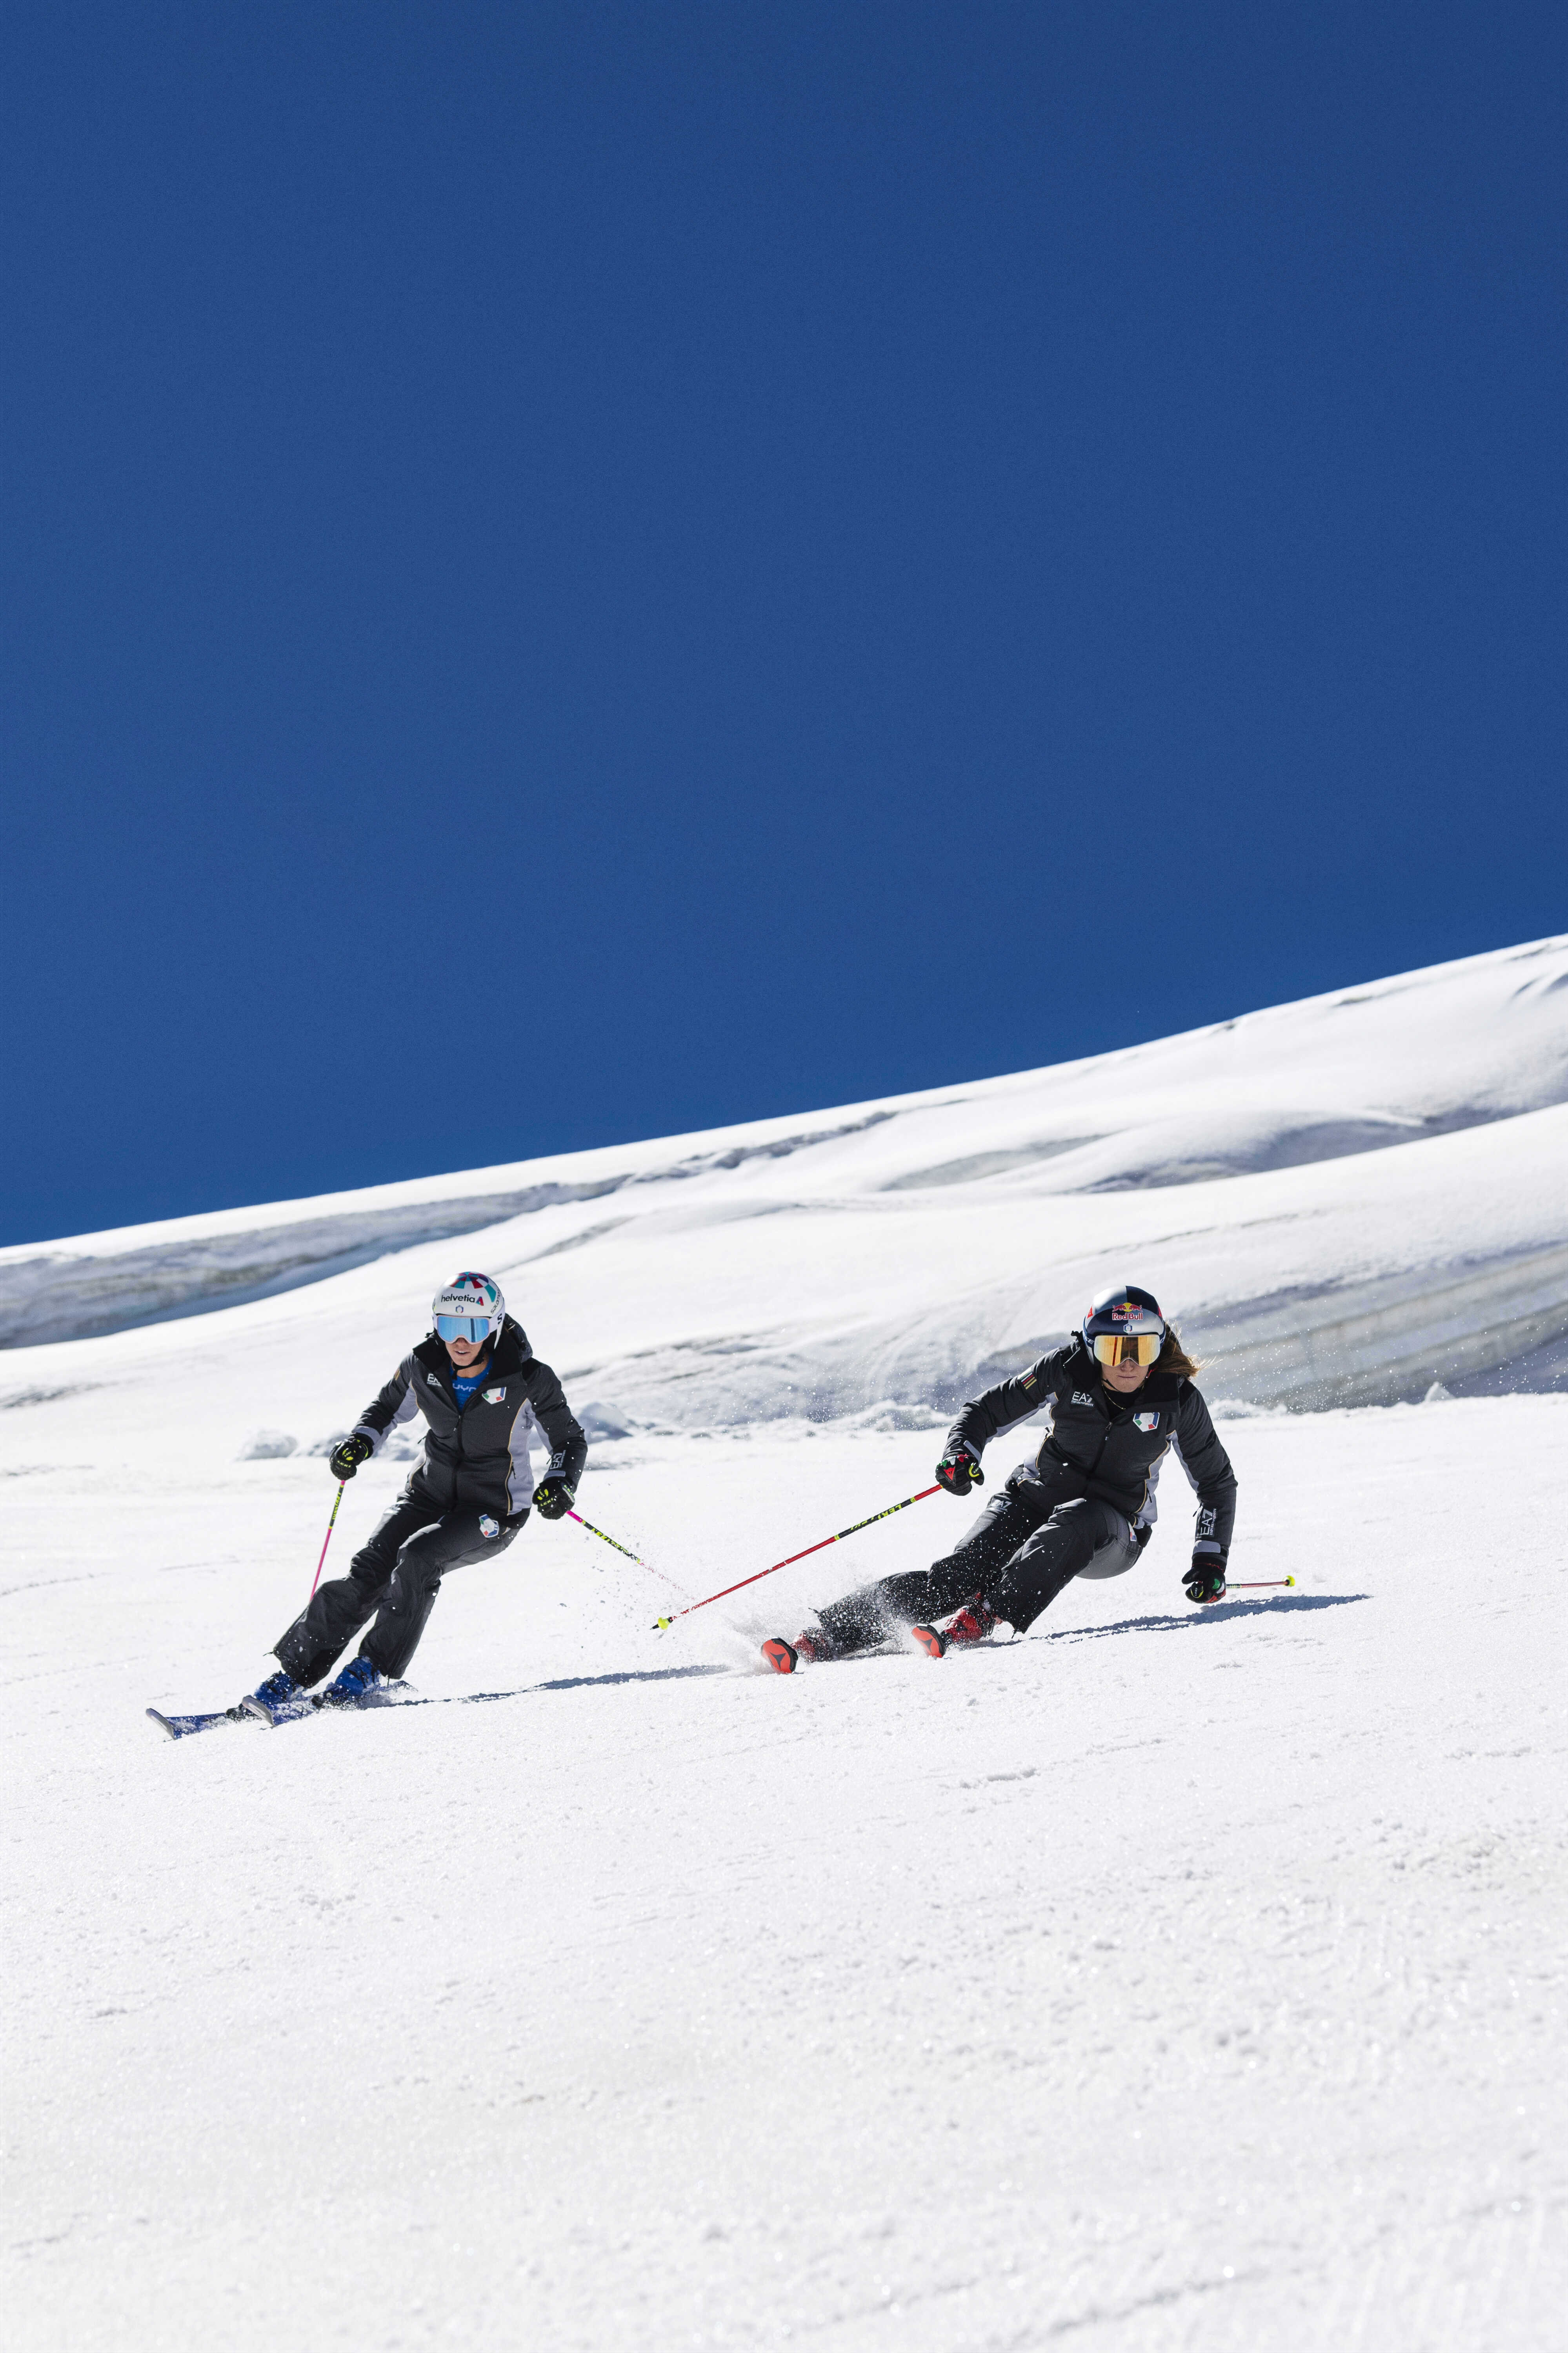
[935,1446,984,1497]
[532,1475,575,1520]
[329,1434,374,1482]
[1184,1557,1227,1604]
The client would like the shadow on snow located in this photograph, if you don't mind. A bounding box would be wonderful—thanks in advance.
[389,1662,731,1710]
[373,1598,1365,1713]
[1037,1592,1369,1644]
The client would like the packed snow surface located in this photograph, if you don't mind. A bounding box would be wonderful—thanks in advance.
[4,938,1567,2348]
[5,1411,1565,2351]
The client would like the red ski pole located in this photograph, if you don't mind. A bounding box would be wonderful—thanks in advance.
[1228,1577,1296,1589]
[653,1485,942,1630]
[308,1484,346,1600]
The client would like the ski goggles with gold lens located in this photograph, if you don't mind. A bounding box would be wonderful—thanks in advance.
[1091,1331,1163,1367]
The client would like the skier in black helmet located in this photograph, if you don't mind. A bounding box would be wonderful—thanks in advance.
[245,1272,587,1716]
[762,1284,1237,1671]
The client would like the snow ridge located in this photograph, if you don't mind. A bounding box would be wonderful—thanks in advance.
[2,934,1566,1411]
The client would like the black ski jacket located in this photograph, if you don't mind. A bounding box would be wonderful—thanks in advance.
[351,1316,587,1520]
[946,1340,1237,1558]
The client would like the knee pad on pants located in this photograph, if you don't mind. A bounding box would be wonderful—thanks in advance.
[1076,1535,1140,1580]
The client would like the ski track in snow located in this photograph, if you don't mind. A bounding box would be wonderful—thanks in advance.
[4,1407,1565,2351]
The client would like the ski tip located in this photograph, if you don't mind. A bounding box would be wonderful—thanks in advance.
[911,1624,947,1660]
[146,1705,247,1738]
[240,1694,310,1726]
[761,1637,799,1675]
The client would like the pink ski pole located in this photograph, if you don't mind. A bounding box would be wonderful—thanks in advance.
[308,1485,346,1599]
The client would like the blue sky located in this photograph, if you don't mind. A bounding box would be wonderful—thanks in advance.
[2,2,1563,1245]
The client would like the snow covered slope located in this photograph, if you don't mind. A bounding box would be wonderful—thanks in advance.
[4,1409,1565,2351]
[3,935,1566,1417]
[4,938,1566,2351]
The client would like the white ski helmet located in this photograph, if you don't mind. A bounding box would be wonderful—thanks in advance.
[432,1271,506,1344]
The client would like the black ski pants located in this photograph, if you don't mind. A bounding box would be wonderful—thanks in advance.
[273,1491,524,1685]
[813,1469,1137,1655]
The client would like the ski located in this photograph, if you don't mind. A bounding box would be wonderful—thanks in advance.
[241,1691,319,1726]
[243,1679,413,1726]
[146,1705,251,1740]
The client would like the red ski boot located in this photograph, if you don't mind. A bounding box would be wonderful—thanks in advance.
[762,1632,829,1674]
[911,1597,998,1658]
[943,1598,999,1648]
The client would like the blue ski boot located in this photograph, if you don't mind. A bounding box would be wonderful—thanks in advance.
[249,1669,299,1709]
[241,1668,316,1726]
[319,1654,384,1707]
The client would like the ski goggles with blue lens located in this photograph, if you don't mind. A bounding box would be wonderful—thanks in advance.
[435,1314,497,1343]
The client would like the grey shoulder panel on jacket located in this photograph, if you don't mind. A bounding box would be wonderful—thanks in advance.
[948,1343,1075,1455]
[521,1355,588,1483]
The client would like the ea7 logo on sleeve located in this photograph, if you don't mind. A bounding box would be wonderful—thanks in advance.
[1196,1507,1217,1538]
[1134,1411,1160,1431]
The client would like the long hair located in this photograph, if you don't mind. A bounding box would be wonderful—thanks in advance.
[1157,1326,1202,1380]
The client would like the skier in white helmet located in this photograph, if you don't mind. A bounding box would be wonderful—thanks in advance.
[246,1273,586,1713]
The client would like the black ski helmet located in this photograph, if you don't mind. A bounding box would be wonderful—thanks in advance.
[1081,1284,1167,1366]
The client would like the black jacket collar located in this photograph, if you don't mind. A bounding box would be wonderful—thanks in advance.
[1065,1340,1183,1409]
